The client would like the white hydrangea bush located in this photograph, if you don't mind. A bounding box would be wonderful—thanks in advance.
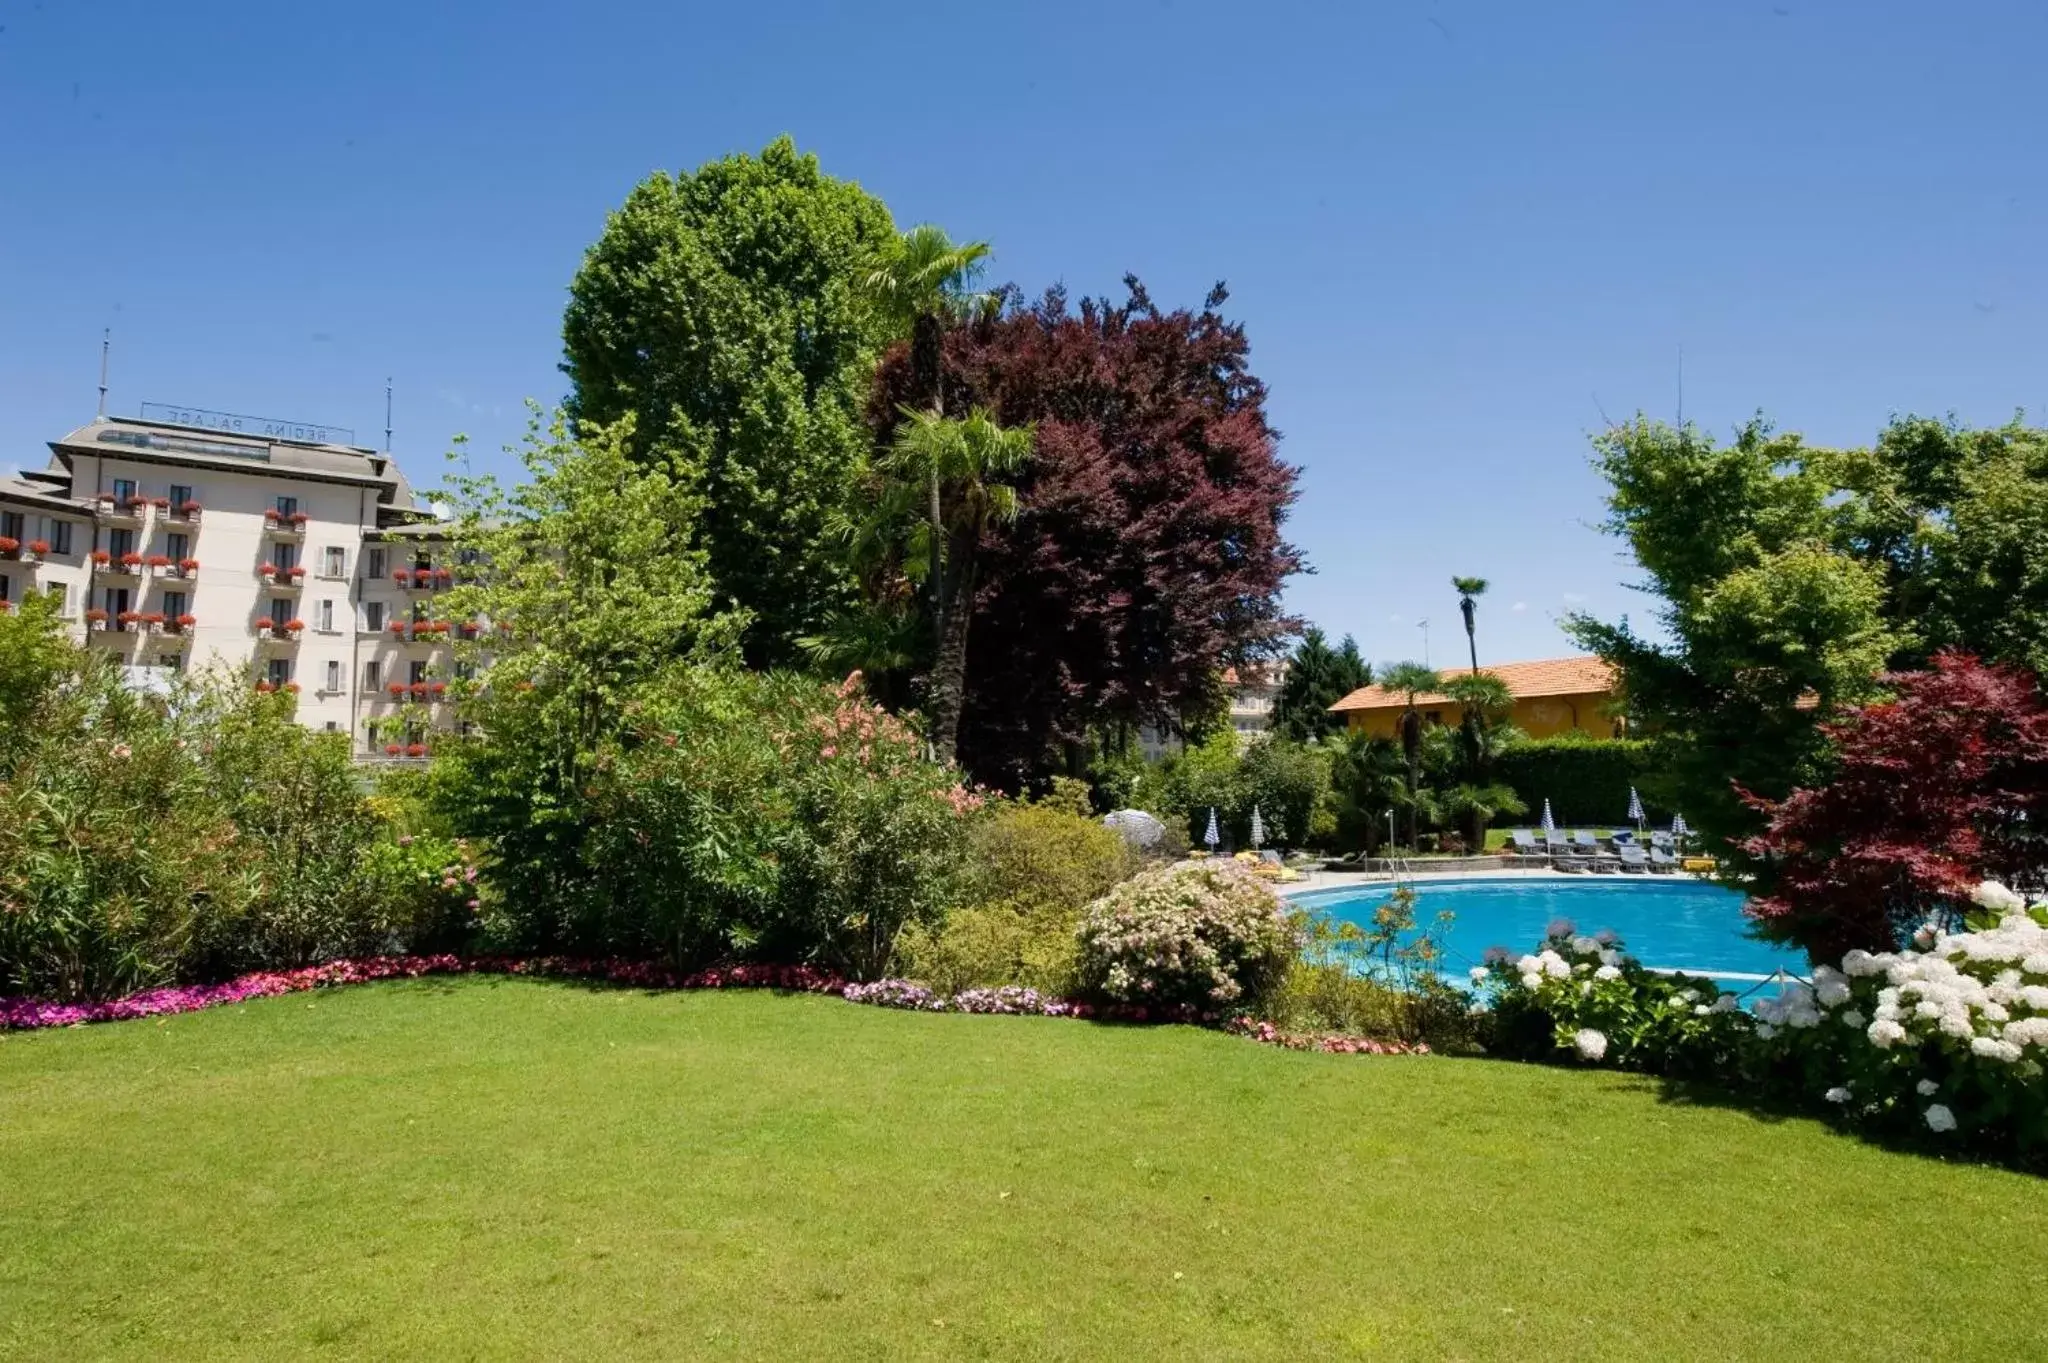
[1752,880,2048,1149]
[1075,860,1301,1013]
[1478,883,2048,1156]
[1475,919,1748,1076]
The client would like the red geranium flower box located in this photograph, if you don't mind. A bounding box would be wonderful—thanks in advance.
[26,539,49,556]
[406,743,428,758]
[118,552,143,568]
[179,558,201,573]
[0,536,17,555]
[89,550,110,565]
[385,743,404,757]
[145,554,172,570]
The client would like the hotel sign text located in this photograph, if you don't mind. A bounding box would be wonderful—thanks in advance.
[140,402,355,445]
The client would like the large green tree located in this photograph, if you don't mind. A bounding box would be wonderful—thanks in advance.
[1273,627,1371,740]
[560,137,897,666]
[1377,661,1443,849]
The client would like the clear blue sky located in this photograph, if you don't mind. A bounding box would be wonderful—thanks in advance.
[3,0,2041,668]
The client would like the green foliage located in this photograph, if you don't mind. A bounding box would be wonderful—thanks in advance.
[1568,413,2048,863]
[1270,891,1477,1047]
[1271,627,1370,740]
[896,905,1080,997]
[431,409,748,945]
[966,801,1136,917]
[1327,732,1408,853]
[1144,731,1331,849]
[1493,734,1656,827]
[0,605,472,1000]
[1075,861,1300,1011]
[560,136,898,665]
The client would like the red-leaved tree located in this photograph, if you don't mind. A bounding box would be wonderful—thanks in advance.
[868,278,1302,786]
[1741,652,2048,960]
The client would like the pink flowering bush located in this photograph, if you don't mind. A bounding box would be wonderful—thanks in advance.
[1075,861,1300,1011]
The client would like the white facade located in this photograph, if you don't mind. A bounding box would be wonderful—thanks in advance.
[1,414,462,759]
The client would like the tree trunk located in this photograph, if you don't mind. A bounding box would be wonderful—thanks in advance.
[928,548,976,767]
[1400,707,1421,849]
[1461,598,1479,675]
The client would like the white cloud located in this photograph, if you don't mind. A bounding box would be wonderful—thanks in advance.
[1511,601,1528,613]
[1561,592,1587,604]
[1388,613,1404,624]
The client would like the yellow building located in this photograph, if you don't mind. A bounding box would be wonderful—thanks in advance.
[1329,656,1622,739]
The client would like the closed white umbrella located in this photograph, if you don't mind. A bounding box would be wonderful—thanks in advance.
[1249,804,1265,849]
[1540,799,1556,836]
[1204,807,1220,850]
[1627,786,1644,827]
[1670,811,1689,849]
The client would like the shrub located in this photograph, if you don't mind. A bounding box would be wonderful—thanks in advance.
[1475,920,1747,1078]
[1075,861,1299,1011]
[967,801,1137,917]
[1475,884,2048,1158]
[1494,734,1654,828]
[1268,889,1478,1047]
[897,904,1081,997]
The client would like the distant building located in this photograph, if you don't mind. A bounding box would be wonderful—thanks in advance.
[0,411,463,760]
[1329,656,1621,739]
[1224,662,1287,745]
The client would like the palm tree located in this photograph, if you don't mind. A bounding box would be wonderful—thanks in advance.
[865,226,995,706]
[865,224,992,419]
[1452,576,1488,675]
[865,407,1034,764]
[1377,660,1442,849]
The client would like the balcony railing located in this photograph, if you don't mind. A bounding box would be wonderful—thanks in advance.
[261,511,310,539]
[257,565,307,591]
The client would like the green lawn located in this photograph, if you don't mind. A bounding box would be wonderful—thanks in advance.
[4,980,2044,1360]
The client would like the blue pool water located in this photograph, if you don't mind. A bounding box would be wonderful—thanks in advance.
[1292,877,1808,980]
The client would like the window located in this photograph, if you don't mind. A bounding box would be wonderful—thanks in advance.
[410,659,428,684]
[111,478,137,504]
[165,532,189,562]
[363,659,382,689]
[325,660,342,693]
[322,546,346,577]
[158,653,183,671]
[45,583,65,614]
[0,510,21,541]
[274,495,298,518]
[266,657,292,688]
[414,551,432,570]
[107,528,135,559]
[364,601,385,632]
[271,542,298,572]
[318,599,335,632]
[103,586,130,616]
[324,720,338,732]
[48,520,73,555]
[168,484,192,510]
[270,597,293,627]
[454,660,475,681]
[0,576,9,604]
[162,590,187,620]
[365,546,386,580]
[411,602,428,624]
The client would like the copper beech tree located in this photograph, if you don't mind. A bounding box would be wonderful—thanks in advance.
[867,278,1302,786]
[1741,653,2048,961]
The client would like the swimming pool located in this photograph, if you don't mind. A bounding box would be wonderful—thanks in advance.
[1291,876,1808,981]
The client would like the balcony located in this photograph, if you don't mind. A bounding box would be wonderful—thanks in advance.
[155,558,202,581]
[90,553,143,582]
[93,496,148,526]
[261,511,309,540]
[256,565,307,593]
[164,501,203,525]
[159,618,196,646]
[251,618,305,645]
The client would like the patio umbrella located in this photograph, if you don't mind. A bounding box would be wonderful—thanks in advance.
[1627,786,1645,830]
[1249,804,1265,849]
[1539,799,1556,836]
[1670,811,1689,848]
[1204,807,1220,850]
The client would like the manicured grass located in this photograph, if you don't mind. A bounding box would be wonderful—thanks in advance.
[4,980,2045,1360]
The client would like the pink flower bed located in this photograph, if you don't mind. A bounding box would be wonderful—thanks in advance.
[1,958,1428,1058]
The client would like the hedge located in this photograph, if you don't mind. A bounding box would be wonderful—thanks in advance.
[1494,736,1658,828]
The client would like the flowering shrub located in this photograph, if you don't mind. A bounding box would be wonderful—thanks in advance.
[1475,919,1748,1078]
[1477,885,2048,1158]
[1075,861,1300,1011]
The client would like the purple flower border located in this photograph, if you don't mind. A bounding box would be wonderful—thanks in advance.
[1,958,1428,1057]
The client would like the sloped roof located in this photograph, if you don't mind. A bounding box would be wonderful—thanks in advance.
[1329,656,1616,713]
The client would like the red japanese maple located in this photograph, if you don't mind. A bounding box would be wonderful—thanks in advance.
[1742,652,2048,960]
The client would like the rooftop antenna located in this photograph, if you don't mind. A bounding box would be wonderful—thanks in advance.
[383,378,393,452]
[96,329,110,420]
[1418,617,1431,668]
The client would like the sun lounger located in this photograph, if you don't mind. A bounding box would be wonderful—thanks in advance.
[1649,848,1678,874]
[1510,829,1548,861]
[1618,845,1651,874]
[1573,831,1620,872]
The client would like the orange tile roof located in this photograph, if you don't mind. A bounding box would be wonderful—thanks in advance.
[1328,656,1617,713]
